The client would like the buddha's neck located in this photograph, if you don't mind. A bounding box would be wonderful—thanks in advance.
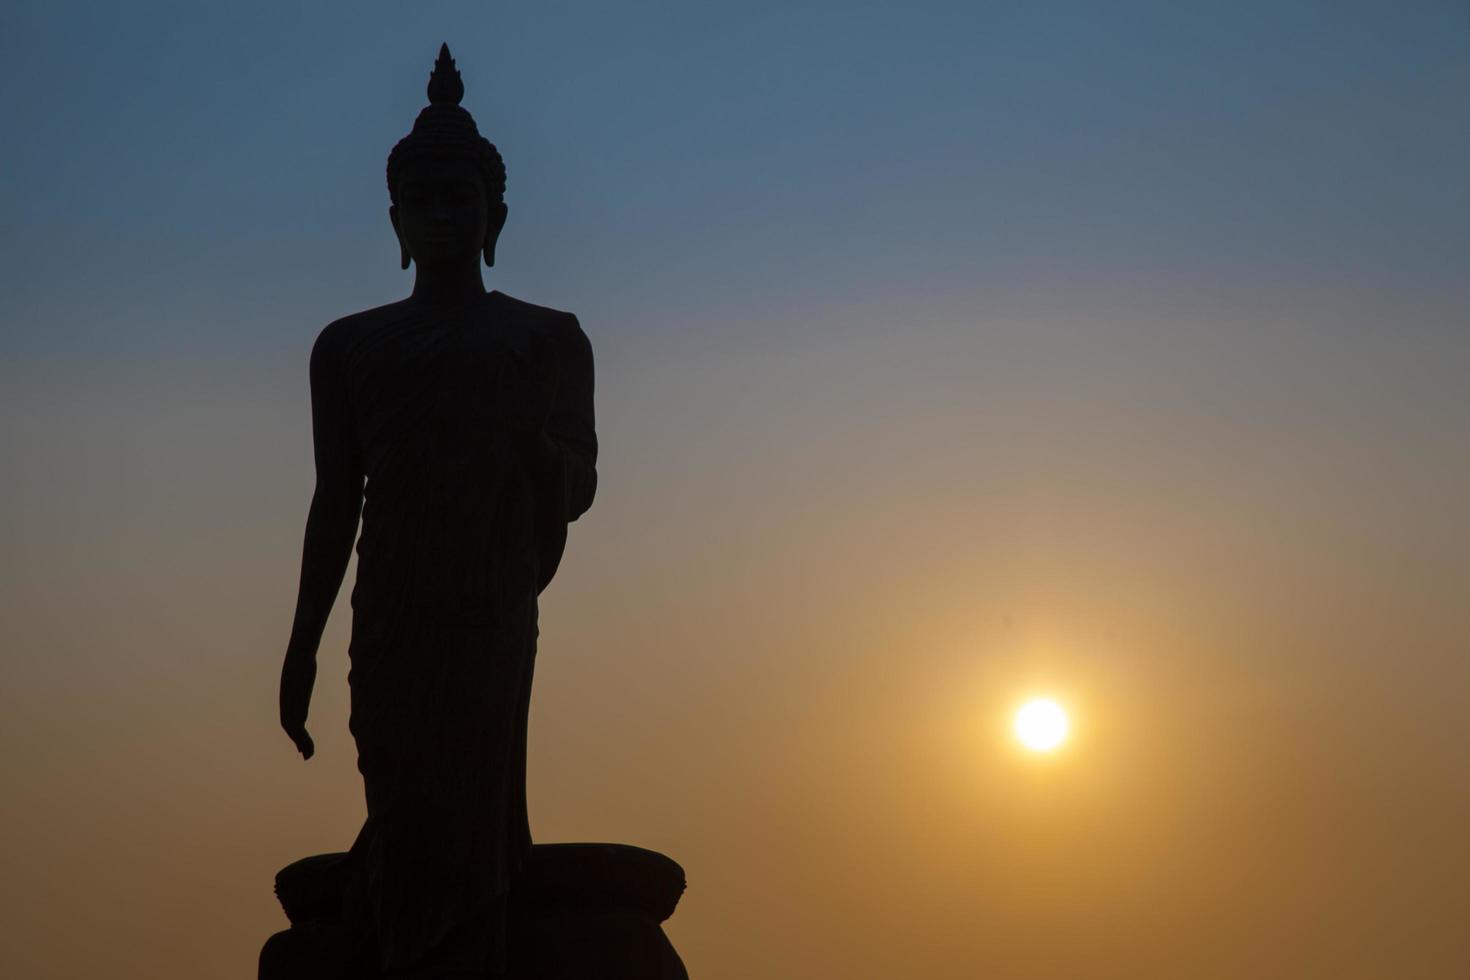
[410,259,488,308]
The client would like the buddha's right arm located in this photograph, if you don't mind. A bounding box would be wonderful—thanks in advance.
[284,325,364,661]
[284,483,362,659]
[280,477,358,758]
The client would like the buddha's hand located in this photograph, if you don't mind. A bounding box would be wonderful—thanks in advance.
[504,334,561,447]
[279,648,317,760]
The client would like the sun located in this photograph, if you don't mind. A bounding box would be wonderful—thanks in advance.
[1014,698,1069,752]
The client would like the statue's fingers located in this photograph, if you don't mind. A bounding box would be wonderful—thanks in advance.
[285,723,312,756]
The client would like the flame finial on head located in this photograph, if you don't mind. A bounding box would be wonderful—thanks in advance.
[426,43,465,106]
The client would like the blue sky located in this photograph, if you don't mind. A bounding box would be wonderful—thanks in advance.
[5,0,1465,363]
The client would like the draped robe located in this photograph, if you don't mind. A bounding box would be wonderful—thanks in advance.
[308,290,597,976]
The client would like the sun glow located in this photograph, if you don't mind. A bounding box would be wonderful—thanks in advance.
[1014,698,1069,752]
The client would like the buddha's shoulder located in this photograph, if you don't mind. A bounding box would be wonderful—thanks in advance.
[492,292,592,354]
[310,301,414,358]
[315,299,414,346]
[493,292,582,330]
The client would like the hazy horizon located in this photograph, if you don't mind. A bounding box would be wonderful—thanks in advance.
[3,2,1468,977]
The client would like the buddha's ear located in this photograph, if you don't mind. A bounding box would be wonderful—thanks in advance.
[389,205,410,270]
[483,202,508,268]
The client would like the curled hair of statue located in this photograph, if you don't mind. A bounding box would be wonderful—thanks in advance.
[386,43,507,206]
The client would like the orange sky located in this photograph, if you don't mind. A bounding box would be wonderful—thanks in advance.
[6,298,1469,977]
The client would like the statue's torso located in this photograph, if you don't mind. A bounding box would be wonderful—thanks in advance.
[328,291,550,629]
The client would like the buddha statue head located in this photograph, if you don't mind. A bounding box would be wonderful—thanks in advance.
[386,44,508,271]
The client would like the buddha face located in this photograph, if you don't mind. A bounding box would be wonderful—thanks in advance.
[389,156,507,270]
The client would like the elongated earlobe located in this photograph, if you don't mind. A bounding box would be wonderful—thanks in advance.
[389,205,411,271]
[484,202,507,268]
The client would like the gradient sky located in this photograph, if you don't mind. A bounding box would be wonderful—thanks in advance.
[3,2,1469,977]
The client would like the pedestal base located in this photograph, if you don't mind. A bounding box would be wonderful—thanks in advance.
[260,843,689,980]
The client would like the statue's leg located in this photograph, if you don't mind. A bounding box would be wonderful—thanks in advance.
[354,622,535,976]
[510,649,537,855]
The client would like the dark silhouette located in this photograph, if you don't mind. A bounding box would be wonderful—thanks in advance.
[261,844,688,979]
[264,45,687,979]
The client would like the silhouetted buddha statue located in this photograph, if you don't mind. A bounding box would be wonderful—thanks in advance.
[272,45,618,978]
